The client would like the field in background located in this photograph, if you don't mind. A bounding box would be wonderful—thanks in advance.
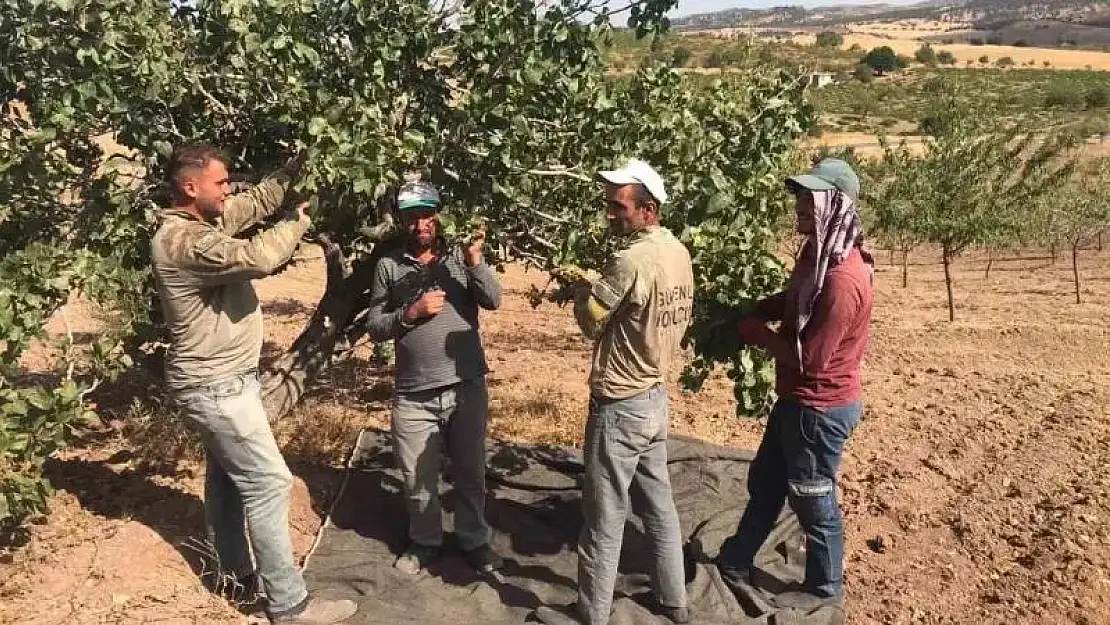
[2,245,1109,624]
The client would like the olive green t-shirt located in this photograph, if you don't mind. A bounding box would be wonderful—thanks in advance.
[580,226,695,400]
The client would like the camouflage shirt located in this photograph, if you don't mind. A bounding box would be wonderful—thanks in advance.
[151,168,310,392]
[574,226,695,399]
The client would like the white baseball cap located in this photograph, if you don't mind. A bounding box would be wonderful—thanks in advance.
[597,158,668,205]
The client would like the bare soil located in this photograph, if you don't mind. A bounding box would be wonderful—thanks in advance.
[2,245,1109,624]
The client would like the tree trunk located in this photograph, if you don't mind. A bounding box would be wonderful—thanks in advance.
[260,230,399,421]
[901,246,909,288]
[942,246,955,322]
[984,251,993,280]
[1050,242,1057,263]
[889,248,895,266]
[1099,231,1103,253]
[1072,243,1082,304]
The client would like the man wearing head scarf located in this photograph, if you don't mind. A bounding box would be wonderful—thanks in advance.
[715,158,874,609]
[365,180,504,576]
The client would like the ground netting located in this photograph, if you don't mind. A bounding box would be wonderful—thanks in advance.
[302,429,845,625]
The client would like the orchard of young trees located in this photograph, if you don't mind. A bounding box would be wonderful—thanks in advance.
[0,0,814,529]
[865,85,1108,319]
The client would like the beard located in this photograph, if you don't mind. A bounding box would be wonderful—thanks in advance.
[197,195,224,220]
[407,228,437,249]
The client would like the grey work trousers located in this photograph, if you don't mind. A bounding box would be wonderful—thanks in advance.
[174,372,308,616]
[391,377,492,552]
[577,384,687,625]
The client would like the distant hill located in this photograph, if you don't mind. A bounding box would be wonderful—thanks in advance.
[673,0,1110,32]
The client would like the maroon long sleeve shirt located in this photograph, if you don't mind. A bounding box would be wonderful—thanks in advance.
[758,246,873,408]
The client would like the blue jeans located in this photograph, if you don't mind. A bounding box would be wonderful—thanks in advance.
[392,377,491,551]
[577,385,686,625]
[718,397,862,598]
[175,372,308,616]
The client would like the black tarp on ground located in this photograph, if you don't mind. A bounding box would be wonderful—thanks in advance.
[302,429,844,625]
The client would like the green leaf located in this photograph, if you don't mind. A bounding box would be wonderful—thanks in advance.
[307,117,328,137]
[24,388,54,412]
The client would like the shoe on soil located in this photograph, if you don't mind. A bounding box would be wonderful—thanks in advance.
[533,603,585,625]
[462,543,504,574]
[270,596,358,624]
[715,559,753,590]
[773,590,842,612]
[393,543,442,575]
[660,606,691,624]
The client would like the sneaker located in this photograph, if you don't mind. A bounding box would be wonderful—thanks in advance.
[393,544,441,575]
[660,606,691,624]
[270,596,358,624]
[462,543,504,574]
[533,604,585,625]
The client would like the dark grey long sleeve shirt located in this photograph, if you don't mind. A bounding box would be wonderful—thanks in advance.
[366,242,501,393]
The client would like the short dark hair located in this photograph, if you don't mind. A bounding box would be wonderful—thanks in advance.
[631,183,657,211]
[166,143,230,202]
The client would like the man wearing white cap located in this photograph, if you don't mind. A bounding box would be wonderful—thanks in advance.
[536,159,694,625]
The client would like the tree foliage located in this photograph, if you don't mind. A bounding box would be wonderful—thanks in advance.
[0,0,812,529]
[914,43,937,65]
[1035,160,1110,303]
[671,45,693,67]
[862,46,904,74]
[864,139,921,288]
[815,31,843,49]
[871,86,1073,320]
[852,63,874,84]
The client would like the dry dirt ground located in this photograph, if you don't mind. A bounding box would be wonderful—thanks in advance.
[2,245,1109,625]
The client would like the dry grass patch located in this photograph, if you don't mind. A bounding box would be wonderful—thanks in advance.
[488,384,584,447]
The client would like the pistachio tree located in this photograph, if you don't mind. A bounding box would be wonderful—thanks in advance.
[899,91,1073,320]
[0,0,811,527]
[1038,160,1110,303]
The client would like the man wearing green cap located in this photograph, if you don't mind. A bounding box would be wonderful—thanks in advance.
[366,180,504,576]
[716,158,874,609]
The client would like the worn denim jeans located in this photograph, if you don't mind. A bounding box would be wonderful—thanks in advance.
[718,397,862,598]
[392,377,491,551]
[577,385,686,625]
[175,372,308,615]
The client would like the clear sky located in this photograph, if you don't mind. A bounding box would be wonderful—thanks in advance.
[670,0,922,17]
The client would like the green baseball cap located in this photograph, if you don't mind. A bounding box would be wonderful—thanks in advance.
[786,158,860,202]
[396,181,441,212]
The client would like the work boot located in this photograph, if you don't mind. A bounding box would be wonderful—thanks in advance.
[270,595,358,624]
[462,543,504,574]
[533,603,585,625]
[393,543,442,575]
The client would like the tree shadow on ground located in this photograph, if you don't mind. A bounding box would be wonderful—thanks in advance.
[42,456,211,578]
[41,449,345,607]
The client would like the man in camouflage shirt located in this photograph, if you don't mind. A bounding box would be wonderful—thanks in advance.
[151,144,356,625]
[536,159,693,625]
